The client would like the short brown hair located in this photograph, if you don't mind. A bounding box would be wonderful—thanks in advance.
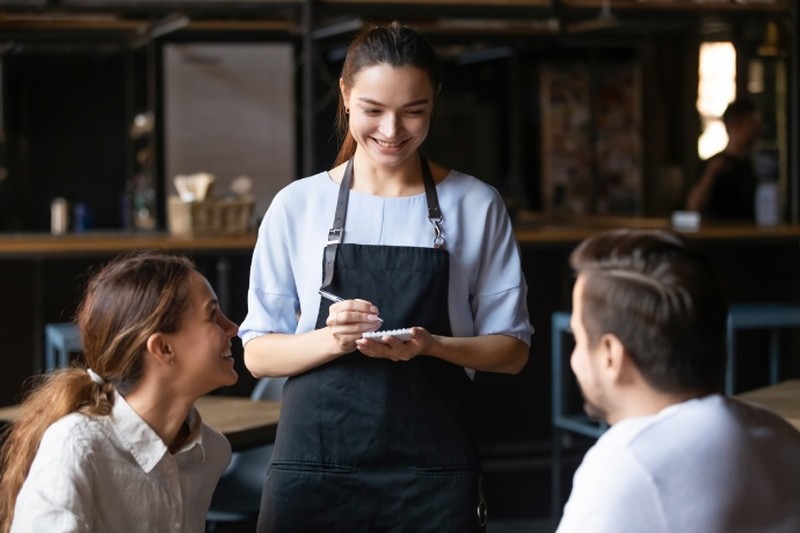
[570,229,728,394]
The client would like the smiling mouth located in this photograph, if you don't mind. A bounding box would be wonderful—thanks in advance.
[373,138,407,148]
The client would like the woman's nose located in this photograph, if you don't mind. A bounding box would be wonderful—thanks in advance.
[379,113,399,137]
[221,313,239,336]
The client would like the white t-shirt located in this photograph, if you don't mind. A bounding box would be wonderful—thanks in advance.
[240,170,534,357]
[12,391,231,533]
[557,394,800,533]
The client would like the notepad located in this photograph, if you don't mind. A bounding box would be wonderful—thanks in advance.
[361,328,413,342]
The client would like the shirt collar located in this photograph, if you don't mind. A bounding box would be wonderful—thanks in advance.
[110,390,206,473]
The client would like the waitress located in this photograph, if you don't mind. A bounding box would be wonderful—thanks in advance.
[240,21,534,532]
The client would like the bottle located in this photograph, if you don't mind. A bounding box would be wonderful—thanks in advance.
[755,180,779,227]
[50,198,69,235]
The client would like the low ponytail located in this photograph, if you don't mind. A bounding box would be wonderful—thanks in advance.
[0,368,113,532]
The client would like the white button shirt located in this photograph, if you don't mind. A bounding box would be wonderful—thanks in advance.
[11,391,231,533]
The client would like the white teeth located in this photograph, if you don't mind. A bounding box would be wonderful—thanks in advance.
[375,139,402,147]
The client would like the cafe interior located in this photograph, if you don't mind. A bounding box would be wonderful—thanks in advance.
[0,0,798,531]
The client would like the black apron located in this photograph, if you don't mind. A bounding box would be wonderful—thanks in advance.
[258,156,485,532]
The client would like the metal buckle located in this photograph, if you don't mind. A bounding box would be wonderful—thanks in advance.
[327,228,343,245]
[428,216,445,249]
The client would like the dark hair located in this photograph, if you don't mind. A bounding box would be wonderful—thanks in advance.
[570,229,728,394]
[722,99,758,127]
[0,251,196,532]
[334,21,441,166]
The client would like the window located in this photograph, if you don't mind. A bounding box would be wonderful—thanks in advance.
[697,42,736,160]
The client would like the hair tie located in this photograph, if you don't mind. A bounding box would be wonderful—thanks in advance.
[86,368,107,385]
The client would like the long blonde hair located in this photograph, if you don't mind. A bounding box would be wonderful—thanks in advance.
[0,251,195,532]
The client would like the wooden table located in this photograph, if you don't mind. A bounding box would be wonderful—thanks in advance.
[0,395,280,451]
[736,379,800,431]
[195,396,280,450]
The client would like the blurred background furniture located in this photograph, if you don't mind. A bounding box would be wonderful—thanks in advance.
[44,322,81,371]
[726,303,800,394]
[206,376,286,531]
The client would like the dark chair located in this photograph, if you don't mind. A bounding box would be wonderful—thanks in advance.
[206,376,286,531]
[725,303,800,394]
[44,322,82,371]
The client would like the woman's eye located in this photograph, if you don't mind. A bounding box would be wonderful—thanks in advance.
[362,108,380,116]
[406,109,425,116]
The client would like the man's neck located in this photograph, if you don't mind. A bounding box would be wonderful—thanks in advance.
[608,387,708,425]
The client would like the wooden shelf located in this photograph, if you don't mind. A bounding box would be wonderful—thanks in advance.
[561,0,790,13]
[0,232,257,258]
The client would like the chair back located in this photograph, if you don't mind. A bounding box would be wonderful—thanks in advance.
[251,376,286,402]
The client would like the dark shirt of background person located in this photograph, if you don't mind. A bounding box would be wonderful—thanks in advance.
[686,99,762,222]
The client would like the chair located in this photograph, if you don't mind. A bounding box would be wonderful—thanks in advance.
[44,322,82,371]
[206,376,286,530]
[725,303,800,395]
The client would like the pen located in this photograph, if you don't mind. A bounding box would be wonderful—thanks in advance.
[318,289,344,303]
[318,289,383,323]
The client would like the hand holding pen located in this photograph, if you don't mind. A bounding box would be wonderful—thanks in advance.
[319,289,383,326]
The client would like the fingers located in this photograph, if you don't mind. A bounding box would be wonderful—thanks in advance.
[355,327,428,362]
[325,299,383,354]
[325,309,382,329]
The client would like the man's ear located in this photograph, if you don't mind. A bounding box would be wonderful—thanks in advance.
[146,333,174,367]
[598,333,627,382]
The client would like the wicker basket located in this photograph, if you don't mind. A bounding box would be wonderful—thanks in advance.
[167,195,254,236]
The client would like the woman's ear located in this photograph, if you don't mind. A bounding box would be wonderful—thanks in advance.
[339,78,348,105]
[146,333,175,367]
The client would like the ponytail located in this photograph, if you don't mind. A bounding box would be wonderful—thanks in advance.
[0,368,113,532]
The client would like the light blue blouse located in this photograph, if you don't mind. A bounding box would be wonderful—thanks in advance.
[240,170,534,358]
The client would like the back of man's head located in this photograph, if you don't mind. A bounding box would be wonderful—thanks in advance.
[722,99,758,128]
[570,229,729,395]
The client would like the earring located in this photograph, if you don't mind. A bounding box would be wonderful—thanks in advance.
[345,107,350,115]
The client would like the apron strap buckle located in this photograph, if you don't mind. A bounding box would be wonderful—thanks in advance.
[328,228,343,245]
[428,216,445,249]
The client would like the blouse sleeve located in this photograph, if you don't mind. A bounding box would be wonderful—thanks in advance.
[470,187,534,346]
[239,190,301,346]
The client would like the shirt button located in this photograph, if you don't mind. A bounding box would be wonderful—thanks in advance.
[173,521,181,530]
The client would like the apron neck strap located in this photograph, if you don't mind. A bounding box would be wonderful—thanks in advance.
[420,155,445,249]
[321,154,444,289]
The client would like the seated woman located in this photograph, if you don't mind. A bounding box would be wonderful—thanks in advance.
[0,251,239,532]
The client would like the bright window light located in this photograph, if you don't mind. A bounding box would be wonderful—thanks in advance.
[697,42,736,159]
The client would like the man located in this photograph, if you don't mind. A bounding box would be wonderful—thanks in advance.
[556,229,800,533]
[686,99,762,220]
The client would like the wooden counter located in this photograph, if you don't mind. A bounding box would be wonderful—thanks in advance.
[0,232,257,258]
[512,214,800,245]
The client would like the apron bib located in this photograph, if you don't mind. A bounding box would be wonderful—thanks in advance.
[259,157,484,532]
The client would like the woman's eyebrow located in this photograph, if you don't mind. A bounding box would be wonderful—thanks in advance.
[356,96,430,107]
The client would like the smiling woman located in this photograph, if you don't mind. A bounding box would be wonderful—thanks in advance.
[239,21,534,532]
[0,251,239,533]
